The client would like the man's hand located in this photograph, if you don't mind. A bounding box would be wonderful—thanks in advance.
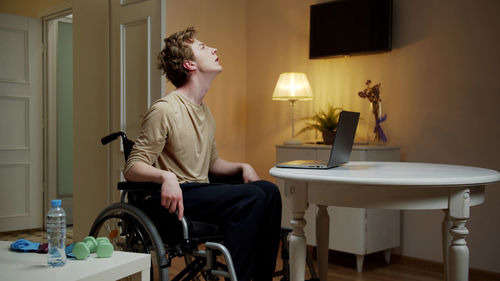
[160,172,184,220]
[125,162,184,220]
[242,163,260,183]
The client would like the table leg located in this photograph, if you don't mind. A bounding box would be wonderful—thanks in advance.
[289,181,308,281]
[356,255,365,272]
[316,205,329,281]
[384,249,391,264]
[448,188,470,281]
[141,268,150,281]
[442,209,452,281]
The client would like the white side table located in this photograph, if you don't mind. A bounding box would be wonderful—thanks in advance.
[276,144,401,271]
[0,241,151,281]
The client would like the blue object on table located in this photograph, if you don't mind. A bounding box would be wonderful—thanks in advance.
[65,243,77,259]
[10,239,40,252]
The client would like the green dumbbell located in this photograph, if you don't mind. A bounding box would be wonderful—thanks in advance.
[95,237,114,258]
[73,236,98,260]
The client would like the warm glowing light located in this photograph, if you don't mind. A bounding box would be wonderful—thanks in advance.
[272,72,313,145]
[272,72,313,101]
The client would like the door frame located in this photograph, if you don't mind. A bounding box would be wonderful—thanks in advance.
[41,6,73,226]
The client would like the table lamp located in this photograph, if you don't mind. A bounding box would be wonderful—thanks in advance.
[272,72,313,145]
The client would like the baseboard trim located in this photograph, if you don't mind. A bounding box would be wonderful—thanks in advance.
[393,254,500,280]
[307,246,500,279]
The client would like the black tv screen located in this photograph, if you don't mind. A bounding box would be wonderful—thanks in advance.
[309,0,392,59]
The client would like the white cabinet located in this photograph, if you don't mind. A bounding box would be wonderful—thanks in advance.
[276,144,401,272]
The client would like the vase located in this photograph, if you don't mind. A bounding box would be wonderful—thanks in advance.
[368,101,388,144]
[322,130,335,145]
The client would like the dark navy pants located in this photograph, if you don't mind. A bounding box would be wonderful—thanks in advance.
[180,180,282,281]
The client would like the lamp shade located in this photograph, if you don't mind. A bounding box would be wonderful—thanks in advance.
[272,72,313,101]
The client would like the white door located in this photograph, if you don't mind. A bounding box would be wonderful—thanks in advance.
[0,13,43,231]
[108,0,166,202]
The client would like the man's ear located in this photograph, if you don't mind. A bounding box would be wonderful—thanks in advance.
[183,60,196,71]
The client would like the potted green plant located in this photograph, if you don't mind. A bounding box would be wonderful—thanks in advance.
[297,105,342,144]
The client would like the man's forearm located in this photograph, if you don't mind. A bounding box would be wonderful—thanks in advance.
[125,162,184,219]
[209,158,245,176]
[125,161,175,184]
[210,158,260,183]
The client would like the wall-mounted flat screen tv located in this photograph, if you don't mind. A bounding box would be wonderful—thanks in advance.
[309,0,392,59]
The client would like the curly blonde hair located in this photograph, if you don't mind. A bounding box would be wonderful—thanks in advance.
[157,27,196,87]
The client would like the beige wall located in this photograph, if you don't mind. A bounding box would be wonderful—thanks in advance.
[246,0,500,273]
[0,0,68,18]
[165,0,247,162]
[72,0,109,241]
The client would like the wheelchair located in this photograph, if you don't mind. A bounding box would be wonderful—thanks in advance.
[89,132,304,281]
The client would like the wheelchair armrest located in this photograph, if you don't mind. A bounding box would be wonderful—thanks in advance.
[117,181,161,191]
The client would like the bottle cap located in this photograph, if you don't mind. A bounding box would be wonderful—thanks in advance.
[51,199,62,207]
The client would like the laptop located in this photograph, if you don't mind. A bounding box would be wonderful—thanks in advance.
[275,110,360,169]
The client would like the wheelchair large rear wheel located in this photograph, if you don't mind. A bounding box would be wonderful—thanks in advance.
[89,202,168,281]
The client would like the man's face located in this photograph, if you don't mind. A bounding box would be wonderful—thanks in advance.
[189,39,222,74]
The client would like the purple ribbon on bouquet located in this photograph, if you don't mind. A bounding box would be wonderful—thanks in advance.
[374,114,388,142]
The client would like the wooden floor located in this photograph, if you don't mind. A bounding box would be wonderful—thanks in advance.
[169,249,500,281]
[0,226,74,244]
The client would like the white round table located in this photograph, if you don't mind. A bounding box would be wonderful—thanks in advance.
[270,161,500,281]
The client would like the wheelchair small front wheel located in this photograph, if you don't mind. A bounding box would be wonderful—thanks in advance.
[89,202,168,281]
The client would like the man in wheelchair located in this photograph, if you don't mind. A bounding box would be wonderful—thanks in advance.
[123,27,282,281]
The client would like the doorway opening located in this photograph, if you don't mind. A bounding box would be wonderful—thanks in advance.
[43,10,74,225]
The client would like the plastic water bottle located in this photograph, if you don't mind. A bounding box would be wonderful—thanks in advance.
[47,199,66,267]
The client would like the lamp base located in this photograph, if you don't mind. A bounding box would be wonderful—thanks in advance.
[283,138,303,145]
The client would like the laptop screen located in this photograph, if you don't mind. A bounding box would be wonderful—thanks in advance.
[328,111,360,167]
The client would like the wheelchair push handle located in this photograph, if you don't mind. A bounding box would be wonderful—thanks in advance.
[101,131,126,145]
[101,131,134,161]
